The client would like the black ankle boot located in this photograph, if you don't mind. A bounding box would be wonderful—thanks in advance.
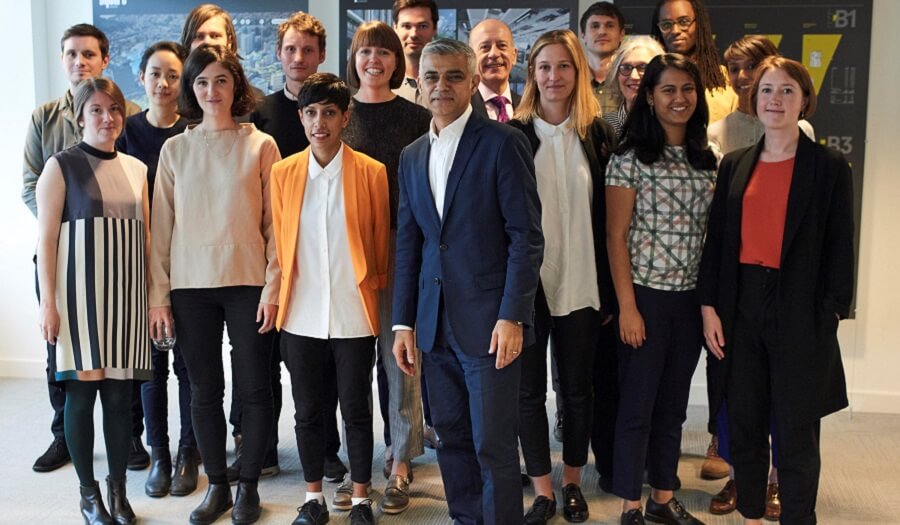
[232,481,262,524]
[145,447,172,497]
[171,446,199,496]
[80,481,114,525]
[106,476,136,525]
[190,482,233,525]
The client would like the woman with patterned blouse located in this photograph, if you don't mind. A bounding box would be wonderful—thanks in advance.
[605,54,717,525]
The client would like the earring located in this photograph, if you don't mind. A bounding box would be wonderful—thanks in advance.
[799,111,805,119]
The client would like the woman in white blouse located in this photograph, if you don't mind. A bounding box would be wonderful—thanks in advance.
[148,44,281,525]
[509,29,618,525]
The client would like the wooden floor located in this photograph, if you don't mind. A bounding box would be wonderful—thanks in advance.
[1,377,897,524]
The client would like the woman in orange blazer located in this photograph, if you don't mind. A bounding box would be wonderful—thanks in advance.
[269,73,389,523]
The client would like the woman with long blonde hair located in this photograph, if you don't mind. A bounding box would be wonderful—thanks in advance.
[510,29,618,525]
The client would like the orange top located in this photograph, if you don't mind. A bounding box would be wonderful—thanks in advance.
[270,145,389,333]
[739,158,795,269]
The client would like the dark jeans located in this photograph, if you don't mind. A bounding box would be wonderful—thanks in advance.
[141,343,196,449]
[519,288,599,476]
[65,379,132,486]
[229,336,342,457]
[612,285,702,501]
[171,286,274,484]
[591,319,619,481]
[280,332,375,484]
[728,265,821,524]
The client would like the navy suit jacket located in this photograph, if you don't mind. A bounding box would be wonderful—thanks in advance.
[392,111,543,356]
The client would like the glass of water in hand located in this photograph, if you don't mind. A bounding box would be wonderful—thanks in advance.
[152,322,176,351]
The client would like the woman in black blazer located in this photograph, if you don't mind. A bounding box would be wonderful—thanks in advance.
[509,29,617,525]
[698,56,854,525]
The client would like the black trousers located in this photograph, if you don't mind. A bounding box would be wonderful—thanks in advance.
[612,285,702,501]
[728,265,822,524]
[280,331,375,484]
[591,319,619,481]
[171,286,274,484]
[519,287,599,476]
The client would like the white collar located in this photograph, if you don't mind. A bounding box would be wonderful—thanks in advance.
[429,104,473,143]
[478,82,512,105]
[283,83,298,101]
[309,144,344,180]
[533,116,572,137]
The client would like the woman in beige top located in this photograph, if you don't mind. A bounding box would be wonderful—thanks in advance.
[148,44,280,525]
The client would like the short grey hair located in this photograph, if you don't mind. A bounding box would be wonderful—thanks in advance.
[420,38,477,77]
[604,35,665,106]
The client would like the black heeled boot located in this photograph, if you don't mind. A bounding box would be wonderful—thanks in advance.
[190,482,233,525]
[106,476,136,525]
[80,481,114,525]
[171,446,199,496]
[145,447,172,497]
[232,481,262,524]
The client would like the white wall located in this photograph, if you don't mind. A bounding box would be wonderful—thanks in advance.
[3,1,898,414]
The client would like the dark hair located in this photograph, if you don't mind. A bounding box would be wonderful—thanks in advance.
[579,2,625,34]
[723,35,779,66]
[347,21,406,90]
[60,23,110,59]
[277,11,326,52]
[180,4,238,55]
[73,78,127,126]
[750,56,817,119]
[298,73,351,112]
[139,41,188,73]
[179,44,258,119]
[650,0,726,90]
[619,54,716,170]
[392,0,439,26]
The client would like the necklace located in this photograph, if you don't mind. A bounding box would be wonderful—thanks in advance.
[202,128,240,157]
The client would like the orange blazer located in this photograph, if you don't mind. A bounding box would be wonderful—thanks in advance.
[270,144,389,334]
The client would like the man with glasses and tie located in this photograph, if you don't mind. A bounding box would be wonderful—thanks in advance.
[468,18,520,123]
[650,0,736,124]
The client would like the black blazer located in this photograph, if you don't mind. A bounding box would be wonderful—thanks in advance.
[509,117,619,317]
[697,132,854,425]
[472,89,522,119]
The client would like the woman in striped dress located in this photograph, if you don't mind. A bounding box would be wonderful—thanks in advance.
[36,78,151,525]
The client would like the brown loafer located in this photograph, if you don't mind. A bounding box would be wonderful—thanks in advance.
[709,479,737,515]
[764,482,781,521]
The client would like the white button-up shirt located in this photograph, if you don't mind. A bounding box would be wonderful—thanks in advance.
[282,145,373,339]
[428,104,472,220]
[533,117,600,316]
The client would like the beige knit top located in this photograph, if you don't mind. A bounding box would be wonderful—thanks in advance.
[149,123,282,307]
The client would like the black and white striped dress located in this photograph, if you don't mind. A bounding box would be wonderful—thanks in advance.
[49,142,152,382]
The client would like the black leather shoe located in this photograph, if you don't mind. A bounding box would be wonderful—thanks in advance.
[524,494,556,525]
[645,497,704,525]
[171,446,200,496]
[127,437,150,471]
[562,483,589,522]
[232,481,262,524]
[190,483,233,525]
[106,476,136,525]
[145,447,172,497]
[381,474,410,514]
[423,425,443,449]
[80,481,114,524]
[621,508,646,525]
[33,436,70,472]
[227,435,243,484]
[323,454,348,483]
[293,499,329,525]
[349,499,375,525]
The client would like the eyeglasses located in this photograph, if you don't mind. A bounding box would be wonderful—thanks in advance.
[657,16,695,33]
[618,63,648,76]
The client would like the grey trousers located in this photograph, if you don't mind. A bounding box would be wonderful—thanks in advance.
[378,231,424,462]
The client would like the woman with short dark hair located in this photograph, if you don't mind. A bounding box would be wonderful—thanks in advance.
[149,44,280,525]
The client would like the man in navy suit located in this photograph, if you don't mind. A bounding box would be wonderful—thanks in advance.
[468,18,521,122]
[391,39,543,525]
